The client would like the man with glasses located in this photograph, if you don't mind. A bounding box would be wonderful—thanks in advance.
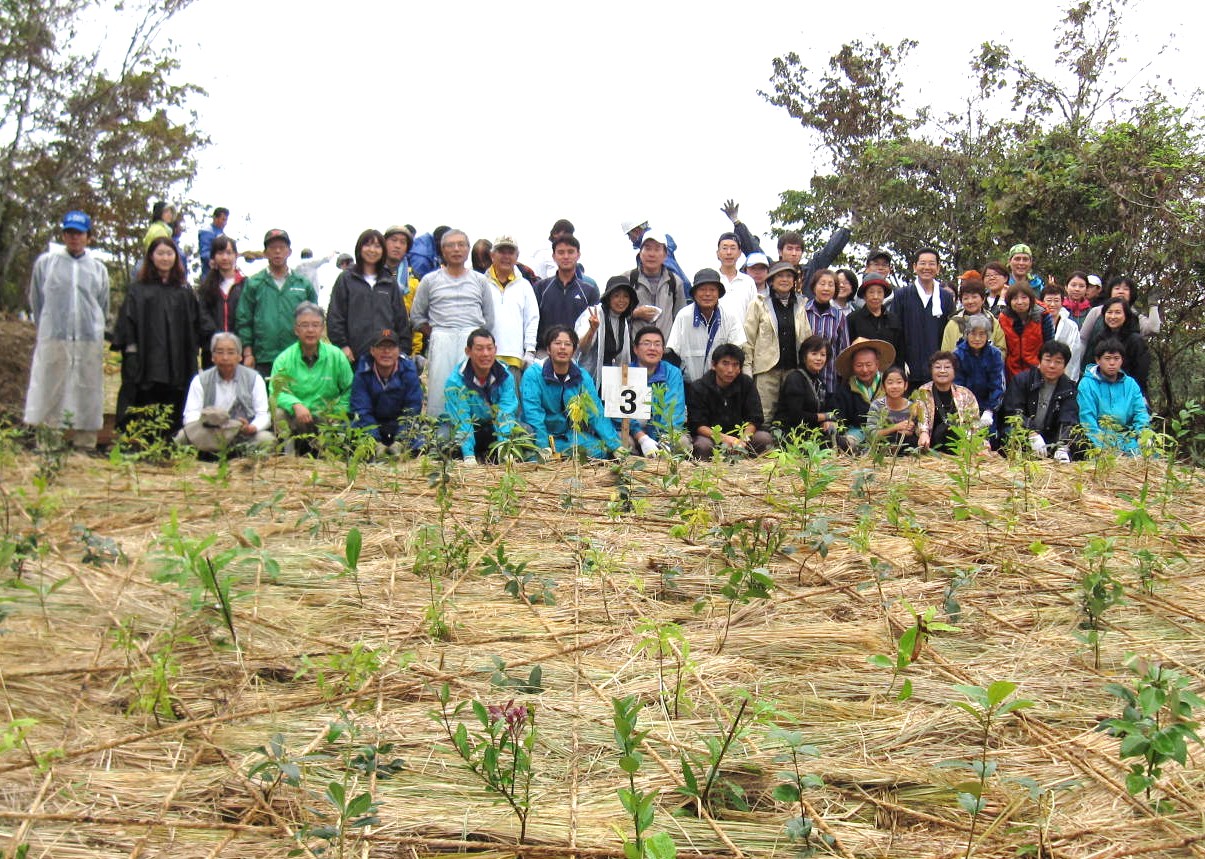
[270,302,353,454]
[626,325,687,456]
[411,229,495,417]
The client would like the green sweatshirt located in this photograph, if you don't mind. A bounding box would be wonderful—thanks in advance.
[236,269,318,365]
[270,340,353,417]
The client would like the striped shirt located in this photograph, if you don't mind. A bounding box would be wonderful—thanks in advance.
[805,300,849,392]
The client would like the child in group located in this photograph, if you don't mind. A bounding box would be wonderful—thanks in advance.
[867,366,919,452]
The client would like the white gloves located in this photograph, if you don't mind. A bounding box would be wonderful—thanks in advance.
[638,435,659,457]
[1029,433,1048,458]
[977,410,994,430]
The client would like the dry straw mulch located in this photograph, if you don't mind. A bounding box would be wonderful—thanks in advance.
[0,446,1202,858]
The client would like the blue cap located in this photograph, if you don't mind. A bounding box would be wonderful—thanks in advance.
[61,210,91,233]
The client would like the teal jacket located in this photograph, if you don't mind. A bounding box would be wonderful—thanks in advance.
[270,340,353,417]
[521,360,621,457]
[1077,363,1150,453]
[443,359,520,458]
[236,269,318,365]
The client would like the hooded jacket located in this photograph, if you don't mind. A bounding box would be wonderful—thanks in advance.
[998,303,1055,379]
[441,359,517,458]
[1077,363,1150,453]
[520,359,621,456]
[627,360,687,442]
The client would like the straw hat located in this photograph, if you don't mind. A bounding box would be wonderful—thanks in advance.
[835,337,896,380]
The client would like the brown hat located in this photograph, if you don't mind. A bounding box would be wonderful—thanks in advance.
[835,337,896,381]
[373,329,400,346]
[857,273,892,298]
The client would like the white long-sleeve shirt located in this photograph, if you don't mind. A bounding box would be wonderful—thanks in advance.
[182,370,272,432]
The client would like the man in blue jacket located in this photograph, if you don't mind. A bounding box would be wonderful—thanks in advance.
[443,328,521,465]
[198,207,228,277]
[349,328,423,455]
[626,325,687,456]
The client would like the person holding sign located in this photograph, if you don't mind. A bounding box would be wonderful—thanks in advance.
[686,343,772,459]
[521,325,625,460]
[624,325,687,456]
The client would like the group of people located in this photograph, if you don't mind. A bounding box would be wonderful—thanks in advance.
[21,203,1158,464]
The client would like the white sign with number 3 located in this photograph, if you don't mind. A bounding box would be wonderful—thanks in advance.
[600,366,651,419]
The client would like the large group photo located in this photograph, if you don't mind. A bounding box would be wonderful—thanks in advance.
[1,1,1203,858]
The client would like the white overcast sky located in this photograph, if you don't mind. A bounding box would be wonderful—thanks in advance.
[133,0,1202,282]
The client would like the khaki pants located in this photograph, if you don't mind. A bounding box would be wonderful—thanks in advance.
[754,368,789,424]
[175,421,274,454]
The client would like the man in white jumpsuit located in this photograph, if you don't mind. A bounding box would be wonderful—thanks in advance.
[24,210,111,449]
[409,229,495,417]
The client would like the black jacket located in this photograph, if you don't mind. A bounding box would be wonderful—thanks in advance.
[1001,368,1079,445]
[773,368,834,433]
[846,305,905,365]
[687,371,764,434]
[832,376,882,430]
[327,268,412,359]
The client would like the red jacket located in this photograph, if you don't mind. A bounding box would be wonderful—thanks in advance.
[998,307,1054,379]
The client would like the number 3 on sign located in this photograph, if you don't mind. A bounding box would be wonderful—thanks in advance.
[600,367,651,419]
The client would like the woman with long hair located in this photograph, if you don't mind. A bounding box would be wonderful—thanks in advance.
[113,236,202,432]
[327,228,411,364]
[197,235,244,368]
[1082,296,1151,394]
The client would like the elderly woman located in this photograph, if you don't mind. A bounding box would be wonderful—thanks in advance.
[915,351,981,453]
[744,260,812,423]
[175,332,274,454]
[952,314,1005,434]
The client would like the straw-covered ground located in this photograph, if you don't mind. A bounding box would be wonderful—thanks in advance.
[0,440,1202,859]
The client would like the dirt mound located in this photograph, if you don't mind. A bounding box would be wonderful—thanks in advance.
[0,318,35,417]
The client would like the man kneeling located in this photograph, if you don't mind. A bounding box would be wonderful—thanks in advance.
[271,302,353,455]
[444,328,522,464]
[176,332,274,454]
[687,344,772,459]
[349,328,423,456]
[1000,340,1079,462]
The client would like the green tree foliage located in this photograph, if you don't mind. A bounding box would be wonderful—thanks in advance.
[761,0,1205,413]
[0,0,207,308]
